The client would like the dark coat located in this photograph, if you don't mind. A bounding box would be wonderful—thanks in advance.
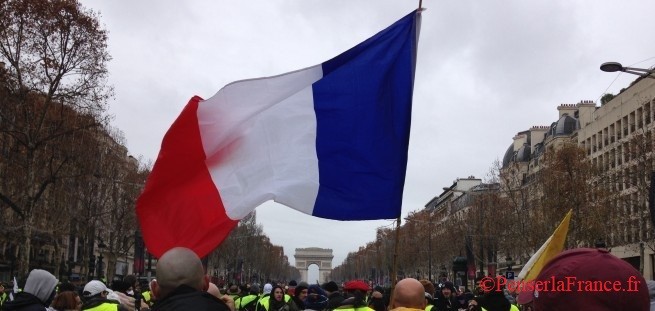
[151,285,231,311]
[326,292,344,310]
[433,294,462,311]
[2,292,48,311]
[473,291,511,311]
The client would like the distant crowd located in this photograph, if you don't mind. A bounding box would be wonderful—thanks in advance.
[1,247,654,311]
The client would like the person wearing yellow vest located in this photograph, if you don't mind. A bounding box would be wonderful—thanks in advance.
[227,284,241,302]
[335,280,374,311]
[419,279,435,311]
[141,289,152,307]
[256,285,298,311]
[236,284,261,311]
[81,280,128,311]
[0,282,8,308]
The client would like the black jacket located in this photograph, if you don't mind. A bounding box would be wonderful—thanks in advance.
[2,292,48,311]
[433,295,461,311]
[326,292,344,311]
[151,285,231,311]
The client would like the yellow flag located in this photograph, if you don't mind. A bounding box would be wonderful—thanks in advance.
[517,209,572,282]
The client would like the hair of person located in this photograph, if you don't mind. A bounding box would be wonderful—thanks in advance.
[51,291,80,310]
[123,275,137,287]
[419,279,435,296]
[351,290,368,308]
[271,285,286,301]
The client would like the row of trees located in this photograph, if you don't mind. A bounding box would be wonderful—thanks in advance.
[0,0,298,284]
[207,212,300,285]
[0,0,129,280]
[332,134,655,283]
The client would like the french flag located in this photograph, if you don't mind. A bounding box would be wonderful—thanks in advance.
[137,10,421,258]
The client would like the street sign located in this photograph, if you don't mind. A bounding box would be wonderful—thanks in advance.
[505,271,515,280]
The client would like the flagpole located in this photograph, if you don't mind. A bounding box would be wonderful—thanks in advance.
[389,216,402,308]
[418,0,423,9]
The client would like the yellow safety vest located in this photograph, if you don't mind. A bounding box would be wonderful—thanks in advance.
[479,304,518,311]
[0,292,8,307]
[83,302,120,311]
[237,294,259,310]
[335,306,375,311]
[425,304,433,311]
[257,296,271,311]
[257,295,293,311]
[142,291,152,305]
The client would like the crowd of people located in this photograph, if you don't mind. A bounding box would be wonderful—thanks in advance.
[1,246,654,311]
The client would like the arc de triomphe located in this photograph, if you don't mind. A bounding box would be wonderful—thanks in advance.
[294,248,333,284]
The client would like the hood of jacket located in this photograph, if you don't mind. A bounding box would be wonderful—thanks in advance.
[2,291,47,311]
[24,269,58,304]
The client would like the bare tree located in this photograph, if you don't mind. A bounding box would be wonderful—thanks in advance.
[0,0,111,277]
[536,142,611,248]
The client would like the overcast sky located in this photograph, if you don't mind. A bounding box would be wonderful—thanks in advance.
[79,0,655,269]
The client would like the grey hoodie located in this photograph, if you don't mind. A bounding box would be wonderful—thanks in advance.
[23,269,58,303]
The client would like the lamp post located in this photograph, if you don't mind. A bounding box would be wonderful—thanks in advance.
[504,256,514,273]
[440,264,447,282]
[428,223,433,281]
[97,239,107,279]
[600,62,655,79]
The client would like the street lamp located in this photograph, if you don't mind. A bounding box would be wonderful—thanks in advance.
[97,239,107,278]
[504,256,514,273]
[600,62,655,79]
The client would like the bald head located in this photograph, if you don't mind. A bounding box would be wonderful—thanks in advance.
[153,247,207,299]
[392,278,426,310]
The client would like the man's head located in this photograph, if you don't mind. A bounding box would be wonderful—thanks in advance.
[322,281,339,294]
[83,280,108,299]
[391,278,426,310]
[441,281,455,298]
[228,284,239,295]
[24,269,58,305]
[295,285,308,300]
[249,284,260,295]
[124,275,137,286]
[532,248,649,310]
[305,285,329,310]
[263,283,273,295]
[343,280,370,297]
[151,247,208,300]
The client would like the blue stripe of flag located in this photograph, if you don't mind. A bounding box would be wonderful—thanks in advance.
[311,10,418,220]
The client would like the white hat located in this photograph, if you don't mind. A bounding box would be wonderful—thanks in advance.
[83,280,108,297]
[263,283,273,295]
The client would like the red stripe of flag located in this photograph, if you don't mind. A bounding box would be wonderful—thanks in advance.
[136,96,238,258]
